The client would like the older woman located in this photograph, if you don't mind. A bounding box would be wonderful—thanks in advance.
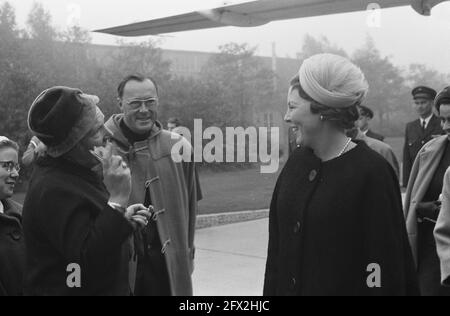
[0,136,25,296]
[404,86,450,296]
[23,87,151,296]
[264,54,418,296]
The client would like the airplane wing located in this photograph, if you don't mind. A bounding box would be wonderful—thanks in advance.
[94,0,448,37]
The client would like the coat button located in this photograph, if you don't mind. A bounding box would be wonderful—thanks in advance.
[294,222,301,234]
[10,230,22,241]
[309,170,317,182]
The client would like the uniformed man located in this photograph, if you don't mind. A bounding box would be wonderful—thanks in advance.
[403,86,443,187]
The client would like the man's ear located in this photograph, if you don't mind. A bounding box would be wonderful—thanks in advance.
[117,98,123,110]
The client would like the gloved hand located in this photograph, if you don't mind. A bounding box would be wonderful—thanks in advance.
[417,201,441,222]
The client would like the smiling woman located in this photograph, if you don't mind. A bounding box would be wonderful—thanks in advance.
[0,136,25,297]
[265,54,418,296]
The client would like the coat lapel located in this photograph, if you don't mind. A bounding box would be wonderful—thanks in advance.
[412,136,447,205]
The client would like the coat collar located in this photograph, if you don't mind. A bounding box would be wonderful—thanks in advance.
[418,134,448,160]
[413,114,441,131]
[105,114,162,149]
[0,199,22,221]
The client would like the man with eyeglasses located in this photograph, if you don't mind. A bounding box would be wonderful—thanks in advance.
[0,136,25,296]
[105,74,202,296]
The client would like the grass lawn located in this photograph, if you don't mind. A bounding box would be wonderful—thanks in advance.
[197,167,281,215]
[13,166,282,215]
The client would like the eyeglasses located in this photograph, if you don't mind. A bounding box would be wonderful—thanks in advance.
[125,97,158,110]
[0,161,20,173]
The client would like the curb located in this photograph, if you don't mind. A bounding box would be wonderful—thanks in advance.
[196,209,269,230]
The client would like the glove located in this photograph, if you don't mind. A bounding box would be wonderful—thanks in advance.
[416,201,441,221]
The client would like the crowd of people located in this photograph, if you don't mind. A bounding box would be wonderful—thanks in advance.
[1,53,450,296]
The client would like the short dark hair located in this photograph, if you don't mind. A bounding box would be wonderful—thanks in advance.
[358,105,374,119]
[290,75,359,130]
[435,86,450,114]
[167,117,181,127]
[117,73,159,98]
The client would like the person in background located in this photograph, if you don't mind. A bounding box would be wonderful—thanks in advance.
[23,86,151,296]
[357,105,385,141]
[405,86,450,296]
[403,86,443,188]
[264,54,418,296]
[106,74,202,296]
[347,106,400,179]
[0,136,25,296]
[22,136,47,167]
[167,117,182,133]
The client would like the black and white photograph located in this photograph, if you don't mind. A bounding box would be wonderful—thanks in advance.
[1,0,450,301]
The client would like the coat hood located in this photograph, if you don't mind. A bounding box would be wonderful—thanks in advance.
[105,114,163,148]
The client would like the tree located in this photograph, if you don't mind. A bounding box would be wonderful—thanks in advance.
[352,36,409,134]
[0,1,17,40]
[90,39,172,118]
[26,2,56,41]
[22,2,60,88]
[62,25,92,44]
[407,64,450,93]
[0,2,38,146]
[200,43,276,127]
[297,34,348,61]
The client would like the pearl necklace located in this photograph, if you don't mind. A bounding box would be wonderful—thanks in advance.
[338,137,352,157]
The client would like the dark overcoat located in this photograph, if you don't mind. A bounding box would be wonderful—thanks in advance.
[22,157,134,296]
[264,141,419,296]
[0,199,25,296]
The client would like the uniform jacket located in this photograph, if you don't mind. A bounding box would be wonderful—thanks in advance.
[264,141,418,296]
[0,199,25,296]
[22,157,134,296]
[404,135,448,268]
[403,115,443,187]
[105,115,201,296]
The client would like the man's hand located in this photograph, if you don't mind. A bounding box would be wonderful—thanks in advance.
[417,201,441,221]
[125,204,153,230]
[91,141,131,207]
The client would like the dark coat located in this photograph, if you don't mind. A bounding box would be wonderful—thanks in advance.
[366,130,385,142]
[22,157,134,296]
[0,199,25,296]
[403,115,443,187]
[264,141,419,296]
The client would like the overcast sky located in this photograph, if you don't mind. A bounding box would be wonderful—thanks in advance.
[9,0,450,73]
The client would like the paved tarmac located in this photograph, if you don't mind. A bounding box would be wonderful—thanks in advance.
[193,218,269,296]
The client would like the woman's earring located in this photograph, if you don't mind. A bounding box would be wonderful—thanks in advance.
[320,115,325,121]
